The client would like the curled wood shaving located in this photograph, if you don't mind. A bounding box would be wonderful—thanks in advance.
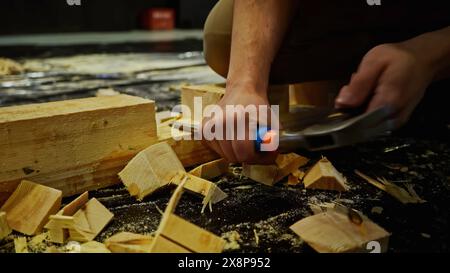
[354,170,426,204]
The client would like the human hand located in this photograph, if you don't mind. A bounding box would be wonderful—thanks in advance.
[201,86,279,164]
[335,42,436,128]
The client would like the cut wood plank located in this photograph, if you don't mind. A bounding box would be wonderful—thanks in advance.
[14,237,29,253]
[44,191,89,244]
[189,158,229,180]
[0,94,157,205]
[290,210,390,253]
[119,142,186,200]
[354,170,425,204]
[105,232,154,253]
[303,158,349,191]
[287,169,306,186]
[150,234,191,253]
[242,153,309,186]
[1,180,62,235]
[161,213,225,253]
[181,84,225,122]
[180,84,290,122]
[150,177,225,253]
[68,198,114,242]
[0,211,11,240]
[80,241,111,253]
[157,123,219,167]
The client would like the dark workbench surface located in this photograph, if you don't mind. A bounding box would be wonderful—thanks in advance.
[0,39,449,253]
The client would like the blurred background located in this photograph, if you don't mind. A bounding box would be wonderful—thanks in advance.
[0,0,217,34]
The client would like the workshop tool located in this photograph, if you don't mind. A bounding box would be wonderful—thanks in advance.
[256,106,394,152]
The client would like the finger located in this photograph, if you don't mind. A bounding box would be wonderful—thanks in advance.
[366,84,402,115]
[335,58,386,108]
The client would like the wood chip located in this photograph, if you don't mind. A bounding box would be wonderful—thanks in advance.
[189,158,229,180]
[303,158,349,191]
[1,180,62,235]
[355,170,426,204]
[14,237,29,253]
[242,153,309,186]
[105,232,154,253]
[290,209,390,253]
[81,241,111,253]
[0,211,11,240]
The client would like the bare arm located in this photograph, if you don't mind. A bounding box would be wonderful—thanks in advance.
[203,0,298,163]
[227,0,298,93]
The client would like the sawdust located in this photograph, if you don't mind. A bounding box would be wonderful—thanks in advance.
[221,231,242,251]
[0,58,24,75]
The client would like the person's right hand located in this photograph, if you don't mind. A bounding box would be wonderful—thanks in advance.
[201,86,279,164]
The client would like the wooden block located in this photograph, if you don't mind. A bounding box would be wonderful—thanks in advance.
[275,153,309,181]
[189,158,228,180]
[150,177,224,253]
[303,158,349,191]
[44,191,89,244]
[181,84,225,122]
[242,165,279,186]
[80,241,111,253]
[119,142,186,200]
[0,95,157,205]
[242,153,309,186]
[181,83,289,123]
[105,232,154,253]
[68,198,114,242]
[0,211,11,240]
[1,180,62,235]
[290,210,390,253]
[150,235,191,253]
[157,123,219,167]
[14,237,29,253]
[160,213,225,253]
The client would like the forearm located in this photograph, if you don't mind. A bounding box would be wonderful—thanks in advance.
[226,0,298,95]
[403,26,450,80]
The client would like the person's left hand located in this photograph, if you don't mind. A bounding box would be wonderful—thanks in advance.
[335,42,436,128]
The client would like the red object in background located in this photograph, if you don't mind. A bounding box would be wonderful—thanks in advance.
[142,8,175,30]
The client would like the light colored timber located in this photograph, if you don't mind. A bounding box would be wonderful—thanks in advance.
[119,142,186,200]
[290,209,390,253]
[14,237,29,253]
[181,84,225,122]
[157,123,219,167]
[44,191,89,244]
[150,176,225,253]
[0,211,11,240]
[120,142,226,205]
[242,153,309,186]
[0,94,157,205]
[189,158,229,180]
[180,84,290,121]
[105,232,154,253]
[80,241,111,253]
[303,157,349,191]
[1,180,62,235]
[354,170,425,204]
[172,172,227,206]
[287,169,306,186]
[160,213,225,253]
[67,198,113,242]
